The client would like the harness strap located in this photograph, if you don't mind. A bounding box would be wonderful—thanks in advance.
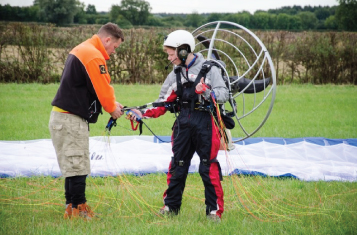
[130,120,143,135]
[174,60,222,114]
[174,67,182,98]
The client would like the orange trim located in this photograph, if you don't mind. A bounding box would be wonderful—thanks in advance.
[70,35,116,113]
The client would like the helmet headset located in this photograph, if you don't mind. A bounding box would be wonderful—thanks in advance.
[177,45,190,63]
[163,30,195,65]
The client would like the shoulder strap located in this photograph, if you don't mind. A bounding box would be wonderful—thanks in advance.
[194,60,217,87]
[174,67,183,97]
[176,60,219,97]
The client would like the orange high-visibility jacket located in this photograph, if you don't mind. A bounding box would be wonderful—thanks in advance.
[52,35,116,123]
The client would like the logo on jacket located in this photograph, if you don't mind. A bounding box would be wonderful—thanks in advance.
[99,65,107,74]
[188,74,197,79]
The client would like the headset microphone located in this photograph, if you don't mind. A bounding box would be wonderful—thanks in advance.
[165,58,177,70]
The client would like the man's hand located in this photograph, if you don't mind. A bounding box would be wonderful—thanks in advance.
[110,102,124,119]
[195,77,209,94]
[115,102,123,109]
[127,109,143,122]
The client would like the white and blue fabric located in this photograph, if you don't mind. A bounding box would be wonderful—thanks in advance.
[0,136,356,181]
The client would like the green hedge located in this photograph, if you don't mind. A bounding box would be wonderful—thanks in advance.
[0,22,356,84]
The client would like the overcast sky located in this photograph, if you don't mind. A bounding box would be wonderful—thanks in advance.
[0,0,338,13]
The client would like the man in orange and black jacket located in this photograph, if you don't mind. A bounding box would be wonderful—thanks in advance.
[49,23,124,220]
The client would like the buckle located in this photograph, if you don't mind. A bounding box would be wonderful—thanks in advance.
[181,101,189,108]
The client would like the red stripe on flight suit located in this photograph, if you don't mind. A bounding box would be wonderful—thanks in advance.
[163,128,176,201]
[163,160,172,201]
[209,115,224,217]
[209,162,224,217]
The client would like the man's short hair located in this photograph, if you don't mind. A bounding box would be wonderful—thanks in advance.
[98,23,125,42]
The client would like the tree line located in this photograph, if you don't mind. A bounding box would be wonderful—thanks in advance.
[0,0,356,31]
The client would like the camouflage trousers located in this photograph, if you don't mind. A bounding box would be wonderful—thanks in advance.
[49,111,90,178]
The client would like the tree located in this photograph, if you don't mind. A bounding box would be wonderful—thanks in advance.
[275,13,301,30]
[336,0,357,31]
[207,13,223,22]
[325,15,338,30]
[84,4,97,24]
[110,0,151,26]
[161,15,185,27]
[109,5,121,22]
[115,15,133,29]
[268,5,302,15]
[0,4,38,21]
[298,11,318,30]
[95,14,110,25]
[184,12,204,27]
[22,6,40,22]
[289,15,302,30]
[86,4,96,14]
[236,11,252,28]
[34,0,80,25]
[224,11,252,28]
[315,7,331,20]
[253,12,271,29]
[74,1,87,24]
[275,13,290,29]
[109,5,131,28]
[146,15,164,26]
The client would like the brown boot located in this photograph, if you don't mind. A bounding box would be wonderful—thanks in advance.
[64,203,72,219]
[72,202,95,220]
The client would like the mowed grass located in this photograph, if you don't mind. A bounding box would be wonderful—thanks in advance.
[0,83,356,140]
[0,83,357,234]
[1,174,356,234]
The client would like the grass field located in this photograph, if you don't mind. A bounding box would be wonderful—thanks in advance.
[1,175,356,234]
[0,84,356,235]
[0,83,356,140]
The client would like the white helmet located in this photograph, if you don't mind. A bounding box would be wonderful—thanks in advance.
[163,30,195,52]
